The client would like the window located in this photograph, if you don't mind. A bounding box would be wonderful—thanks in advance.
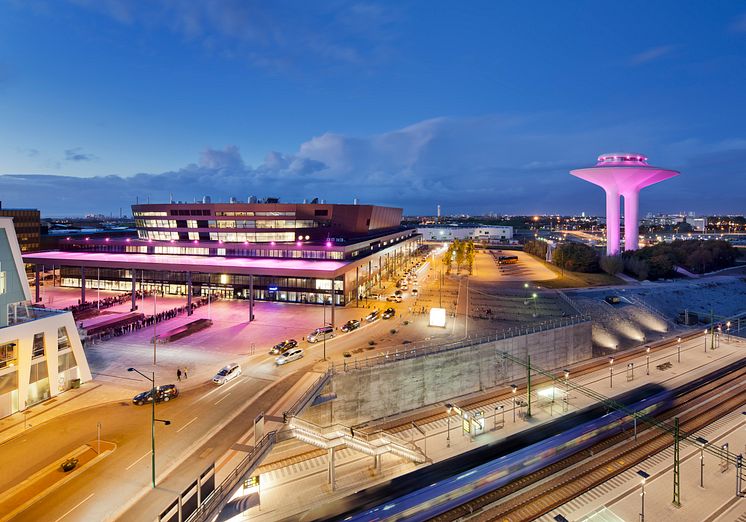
[32,333,45,358]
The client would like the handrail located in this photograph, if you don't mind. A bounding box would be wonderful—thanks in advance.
[283,369,332,418]
[185,430,277,522]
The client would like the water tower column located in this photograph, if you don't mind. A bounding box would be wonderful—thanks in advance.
[605,189,621,255]
[623,191,640,251]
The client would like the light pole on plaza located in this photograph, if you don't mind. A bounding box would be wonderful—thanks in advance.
[609,357,614,388]
[704,329,708,353]
[677,337,681,363]
[645,347,650,375]
[127,367,171,488]
[726,321,731,342]
[531,292,538,317]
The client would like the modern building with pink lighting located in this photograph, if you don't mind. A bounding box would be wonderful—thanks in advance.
[571,153,679,255]
[21,202,421,319]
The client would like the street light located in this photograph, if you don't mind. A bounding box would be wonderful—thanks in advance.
[637,470,650,521]
[531,292,538,317]
[646,347,650,375]
[609,357,614,388]
[511,385,517,422]
[727,321,731,342]
[704,329,708,353]
[696,436,708,488]
[127,367,171,488]
[563,369,570,411]
[677,337,681,363]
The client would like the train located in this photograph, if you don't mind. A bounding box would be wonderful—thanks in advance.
[303,384,671,522]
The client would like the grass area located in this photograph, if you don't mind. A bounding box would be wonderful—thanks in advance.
[525,254,625,289]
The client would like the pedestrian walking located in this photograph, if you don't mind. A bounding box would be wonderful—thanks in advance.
[183,367,188,379]
[177,368,182,381]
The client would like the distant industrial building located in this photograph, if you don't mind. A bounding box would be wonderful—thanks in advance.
[0,202,41,252]
[23,202,421,312]
[0,217,91,418]
[417,225,513,243]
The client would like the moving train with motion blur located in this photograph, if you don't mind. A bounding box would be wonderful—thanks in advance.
[302,383,672,522]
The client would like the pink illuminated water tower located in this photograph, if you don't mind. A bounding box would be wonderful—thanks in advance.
[571,153,679,255]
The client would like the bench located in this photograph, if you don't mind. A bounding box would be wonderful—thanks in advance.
[155,318,213,343]
[656,362,673,371]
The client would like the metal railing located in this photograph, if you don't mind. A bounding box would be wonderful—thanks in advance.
[625,295,677,329]
[283,369,332,418]
[185,430,277,522]
[332,314,591,373]
[556,290,583,316]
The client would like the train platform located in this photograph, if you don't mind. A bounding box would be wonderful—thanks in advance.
[235,331,746,521]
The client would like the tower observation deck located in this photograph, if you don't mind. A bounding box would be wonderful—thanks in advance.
[571,153,679,255]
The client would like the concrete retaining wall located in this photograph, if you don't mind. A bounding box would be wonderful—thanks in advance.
[301,321,592,426]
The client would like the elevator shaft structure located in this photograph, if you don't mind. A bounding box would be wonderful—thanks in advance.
[571,153,679,255]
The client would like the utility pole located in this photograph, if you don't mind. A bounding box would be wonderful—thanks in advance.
[526,354,532,418]
[673,417,681,507]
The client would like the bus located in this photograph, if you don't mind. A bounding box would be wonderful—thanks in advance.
[497,255,518,265]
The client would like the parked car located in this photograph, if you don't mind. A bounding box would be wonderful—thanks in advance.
[276,348,304,365]
[269,339,298,355]
[341,319,361,332]
[387,295,399,302]
[604,295,621,305]
[365,309,381,322]
[367,293,380,300]
[307,326,334,343]
[382,307,396,319]
[412,288,418,295]
[132,384,179,405]
[394,290,403,296]
[212,363,242,385]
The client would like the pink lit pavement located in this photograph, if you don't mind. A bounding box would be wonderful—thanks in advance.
[239,333,746,522]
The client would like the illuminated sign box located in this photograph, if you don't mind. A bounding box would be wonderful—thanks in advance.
[429,307,447,328]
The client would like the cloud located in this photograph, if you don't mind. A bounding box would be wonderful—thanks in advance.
[730,13,746,33]
[2,116,746,216]
[64,0,399,72]
[64,148,97,162]
[628,45,675,66]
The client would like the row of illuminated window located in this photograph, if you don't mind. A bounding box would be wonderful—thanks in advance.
[135,219,177,228]
[214,219,317,229]
[215,211,296,217]
[134,211,168,217]
[138,230,180,240]
[208,232,296,242]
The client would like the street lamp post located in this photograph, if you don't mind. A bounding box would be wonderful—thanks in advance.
[127,367,171,488]
[531,292,538,317]
[637,470,650,521]
[646,347,650,375]
[445,403,453,447]
[727,321,731,342]
[609,357,614,388]
[677,337,681,363]
[563,369,570,412]
[697,436,708,488]
[704,329,708,353]
[511,385,517,422]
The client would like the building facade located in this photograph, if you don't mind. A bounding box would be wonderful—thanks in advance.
[23,203,422,311]
[0,218,91,419]
[0,203,41,252]
[416,225,513,242]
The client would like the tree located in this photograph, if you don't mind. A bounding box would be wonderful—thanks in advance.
[552,243,599,273]
[599,255,624,275]
[454,239,465,273]
[465,240,476,274]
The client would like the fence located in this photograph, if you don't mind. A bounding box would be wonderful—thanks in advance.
[332,314,591,373]
[184,431,277,522]
[283,370,333,418]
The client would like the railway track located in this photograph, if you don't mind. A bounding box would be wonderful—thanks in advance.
[431,362,746,522]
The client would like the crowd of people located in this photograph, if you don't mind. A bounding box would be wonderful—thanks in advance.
[66,290,154,317]
[81,295,219,344]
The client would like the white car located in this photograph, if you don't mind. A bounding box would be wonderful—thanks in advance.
[276,349,304,365]
[212,363,241,385]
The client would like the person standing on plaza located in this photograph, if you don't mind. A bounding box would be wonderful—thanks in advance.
[183,367,188,379]
[177,368,182,381]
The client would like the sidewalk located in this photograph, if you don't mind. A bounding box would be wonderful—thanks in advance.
[239,332,746,521]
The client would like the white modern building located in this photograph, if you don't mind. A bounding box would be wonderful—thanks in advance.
[0,217,91,418]
[417,225,513,242]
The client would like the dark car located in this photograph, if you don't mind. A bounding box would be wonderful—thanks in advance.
[382,307,396,319]
[269,339,298,355]
[132,384,179,405]
[341,319,361,332]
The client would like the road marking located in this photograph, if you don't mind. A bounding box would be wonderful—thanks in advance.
[55,493,95,521]
[177,416,198,433]
[215,393,231,405]
[218,377,244,395]
[126,451,151,470]
[194,385,222,403]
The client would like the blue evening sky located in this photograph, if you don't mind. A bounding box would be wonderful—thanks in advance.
[1,1,745,216]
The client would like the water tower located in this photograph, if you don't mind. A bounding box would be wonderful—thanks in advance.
[571,153,679,254]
